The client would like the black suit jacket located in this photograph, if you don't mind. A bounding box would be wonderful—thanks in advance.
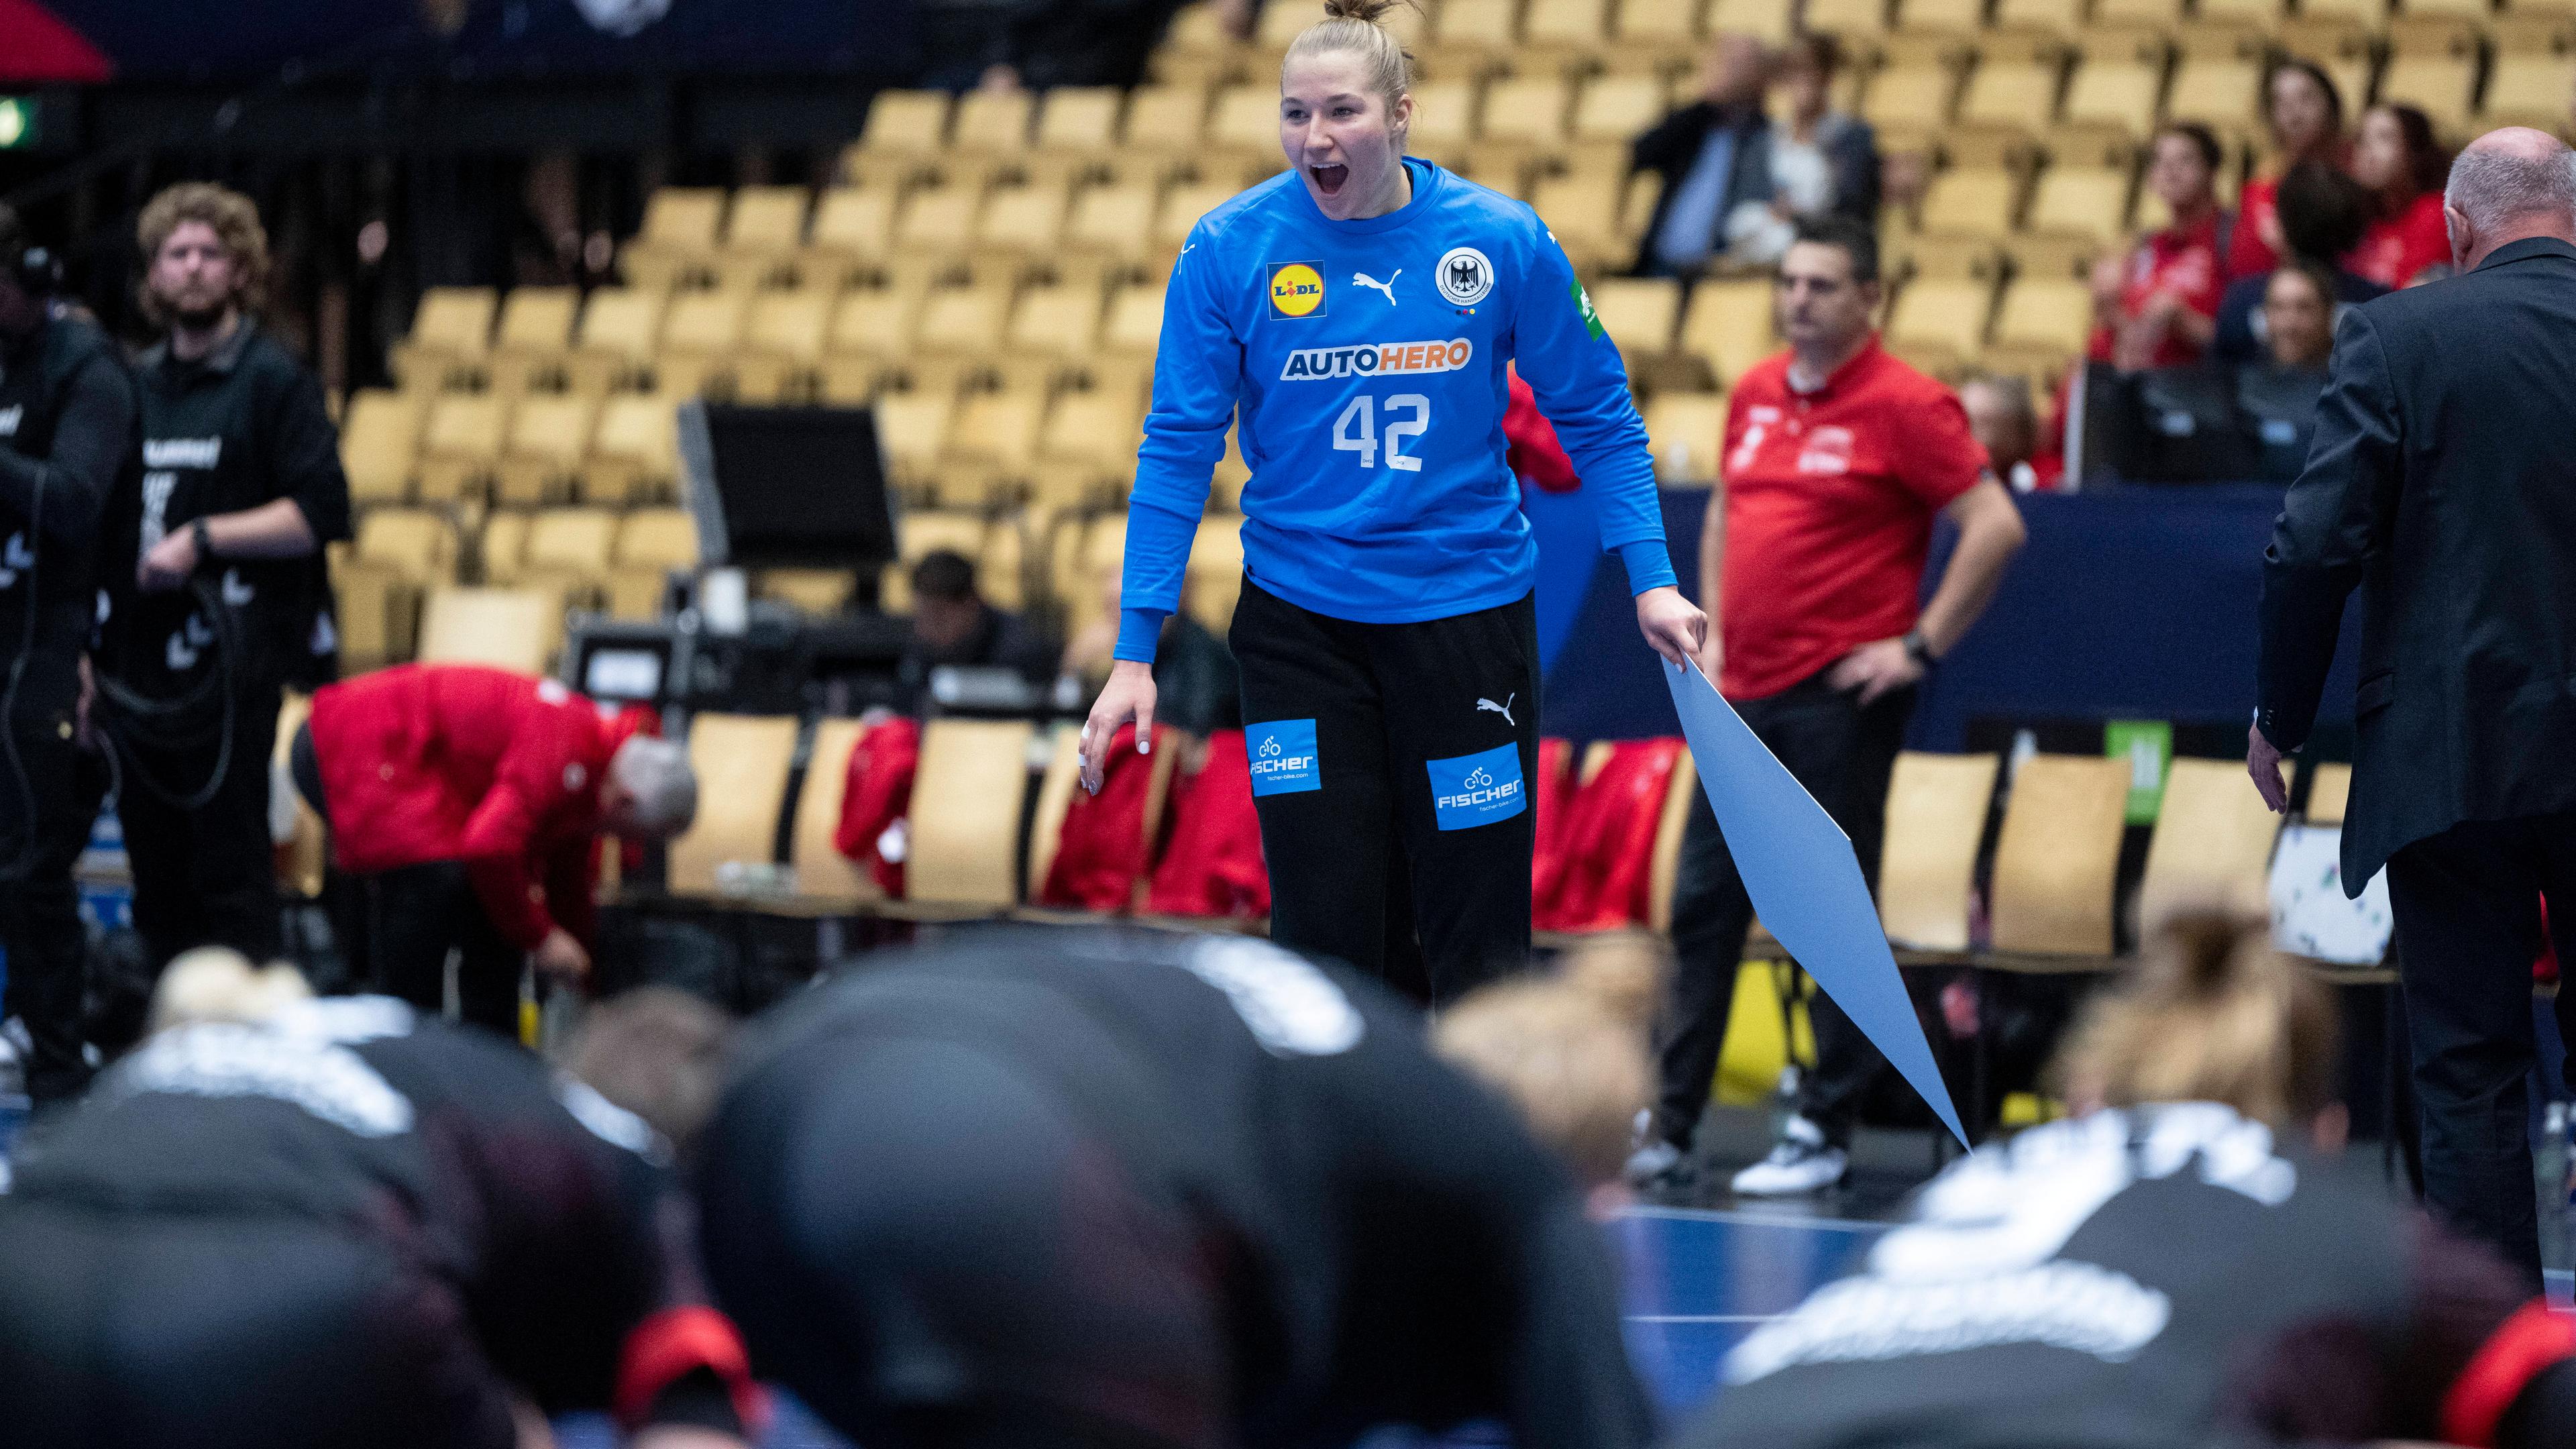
[2257,236,2576,891]
[1627,105,1882,276]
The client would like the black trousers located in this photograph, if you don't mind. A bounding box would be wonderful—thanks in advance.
[2383,812,2576,1289]
[364,863,523,1038]
[0,660,104,1102]
[1230,580,1540,1006]
[1654,671,1914,1150]
[115,676,282,971]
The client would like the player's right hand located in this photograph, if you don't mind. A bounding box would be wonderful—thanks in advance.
[533,928,591,987]
[1079,660,1157,796]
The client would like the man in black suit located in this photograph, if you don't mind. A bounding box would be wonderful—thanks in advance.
[1629,34,1776,278]
[2251,125,2576,1286]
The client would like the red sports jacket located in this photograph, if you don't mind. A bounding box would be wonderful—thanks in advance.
[307,664,647,949]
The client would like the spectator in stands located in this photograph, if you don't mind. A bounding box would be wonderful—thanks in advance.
[2347,102,2455,288]
[1723,34,1881,262]
[2226,59,2347,279]
[2213,160,2385,362]
[1631,33,1778,277]
[290,663,697,1036]
[2090,121,2229,371]
[2235,261,2338,481]
[897,547,1058,707]
[1958,373,2060,492]
[1679,914,2576,1449]
[961,0,1194,91]
[1632,217,2026,1197]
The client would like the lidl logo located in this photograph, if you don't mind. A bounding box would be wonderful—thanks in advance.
[1248,718,1322,796]
[1269,262,1328,319]
[1571,280,1605,341]
[1428,743,1526,830]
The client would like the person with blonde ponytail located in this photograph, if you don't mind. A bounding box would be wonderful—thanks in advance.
[1081,0,1704,1005]
[1677,912,2576,1449]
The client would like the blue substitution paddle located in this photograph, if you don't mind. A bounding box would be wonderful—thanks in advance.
[1663,659,1968,1147]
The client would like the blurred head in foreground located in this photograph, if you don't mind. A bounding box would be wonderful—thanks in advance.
[148,947,312,1034]
[2054,909,2341,1142]
[1434,934,1662,1189]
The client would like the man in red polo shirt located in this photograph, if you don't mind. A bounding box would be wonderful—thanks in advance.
[1628,217,2028,1196]
[291,663,698,1036]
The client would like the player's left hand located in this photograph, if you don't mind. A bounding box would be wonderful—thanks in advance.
[137,528,198,593]
[1827,637,1923,704]
[1635,586,1707,669]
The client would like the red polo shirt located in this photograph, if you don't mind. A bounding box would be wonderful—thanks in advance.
[2088,211,2226,369]
[1718,337,1988,700]
[2348,191,2450,288]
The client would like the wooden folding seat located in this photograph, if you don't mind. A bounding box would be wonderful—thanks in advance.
[608,507,698,621]
[416,393,510,504]
[340,389,426,506]
[1986,754,2131,959]
[1641,392,1729,484]
[665,714,801,897]
[578,393,679,505]
[1876,752,2001,955]
[389,286,497,390]
[415,586,560,673]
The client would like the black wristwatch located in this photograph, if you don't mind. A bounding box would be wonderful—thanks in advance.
[191,516,213,563]
[1902,629,1938,669]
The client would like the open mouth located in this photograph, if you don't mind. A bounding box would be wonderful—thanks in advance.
[1308,163,1348,196]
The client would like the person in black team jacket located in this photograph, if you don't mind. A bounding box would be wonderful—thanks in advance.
[95,182,351,972]
[0,957,759,1449]
[694,928,1655,1449]
[0,202,134,1104]
[1679,914,2576,1449]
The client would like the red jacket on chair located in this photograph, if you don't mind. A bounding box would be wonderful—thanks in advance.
[307,664,651,949]
[1038,723,1166,912]
[1534,738,1684,932]
[1146,729,1270,920]
[832,716,921,899]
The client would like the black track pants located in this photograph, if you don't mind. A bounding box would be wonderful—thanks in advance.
[1230,578,1538,1006]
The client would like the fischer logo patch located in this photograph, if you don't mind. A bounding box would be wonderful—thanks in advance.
[1281,337,1473,381]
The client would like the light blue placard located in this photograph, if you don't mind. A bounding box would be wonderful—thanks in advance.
[1427,743,1528,831]
[1246,718,1322,797]
[1663,659,1967,1145]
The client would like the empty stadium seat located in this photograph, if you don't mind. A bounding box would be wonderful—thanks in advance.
[974,182,1072,262]
[1987,753,2130,957]
[568,288,665,396]
[806,188,898,278]
[1066,182,1157,261]
[951,89,1033,156]
[390,286,496,389]
[1587,278,1684,354]
[1990,276,2094,356]
[1034,390,1144,507]
[666,714,801,896]
[1884,275,1995,372]
[1919,166,2023,237]
[580,394,679,504]
[341,389,425,505]
[2136,757,2283,932]
[417,586,561,673]
[606,507,697,621]
[417,393,509,504]
[495,394,596,506]
[1642,392,1729,483]
[2063,31,2169,138]
[656,289,749,400]
[733,290,835,404]
[940,391,1048,504]
[1678,277,1777,384]
[1957,48,2068,136]
[619,187,727,290]
[2027,158,2137,240]
[1121,85,1213,151]
[894,718,1037,914]
[1876,751,2000,954]
[854,89,951,161]
[1036,87,1122,156]
[874,392,954,492]
[1862,62,1959,136]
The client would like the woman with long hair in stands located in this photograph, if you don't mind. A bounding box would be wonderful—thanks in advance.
[1077,0,1704,1007]
[2348,101,2455,286]
[1678,912,2576,1449]
[2227,59,2347,278]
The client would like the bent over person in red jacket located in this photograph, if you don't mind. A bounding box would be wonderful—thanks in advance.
[290,664,698,1036]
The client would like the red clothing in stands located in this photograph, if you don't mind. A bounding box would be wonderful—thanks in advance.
[1038,724,1167,912]
[307,664,647,949]
[1529,739,1576,906]
[2348,191,2449,288]
[2088,211,2226,370]
[1146,731,1270,919]
[1504,370,1579,493]
[1717,339,1988,700]
[833,716,920,898]
[2228,177,2282,279]
[1535,739,1684,932]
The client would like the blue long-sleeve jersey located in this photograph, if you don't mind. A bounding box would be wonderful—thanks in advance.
[1115,158,1678,663]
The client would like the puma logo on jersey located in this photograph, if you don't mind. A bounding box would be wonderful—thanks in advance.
[1352,270,1400,306]
[1477,693,1515,727]
[1280,337,1472,380]
[220,568,254,607]
[143,437,221,470]
[166,611,215,672]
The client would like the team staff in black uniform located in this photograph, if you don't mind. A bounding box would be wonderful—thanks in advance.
[96,183,351,971]
[695,928,1656,1449]
[0,203,135,1104]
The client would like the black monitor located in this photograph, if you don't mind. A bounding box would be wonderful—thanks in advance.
[677,402,901,573]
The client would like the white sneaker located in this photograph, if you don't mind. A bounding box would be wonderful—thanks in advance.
[1623,1138,1684,1187]
[1729,1116,1849,1197]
